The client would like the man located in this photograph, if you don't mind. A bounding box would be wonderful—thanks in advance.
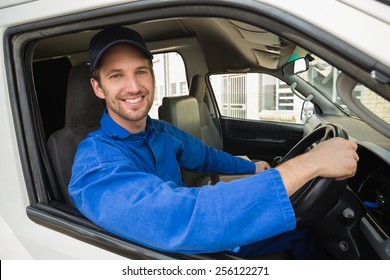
[69,27,358,258]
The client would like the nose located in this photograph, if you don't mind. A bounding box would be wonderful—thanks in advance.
[124,75,141,94]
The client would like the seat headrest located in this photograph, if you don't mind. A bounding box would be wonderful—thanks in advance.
[189,74,206,103]
[65,63,104,129]
[160,96,201,139]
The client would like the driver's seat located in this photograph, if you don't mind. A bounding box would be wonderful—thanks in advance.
[47,63,104,205]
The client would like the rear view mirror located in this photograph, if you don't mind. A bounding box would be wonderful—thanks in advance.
[282,57,309,76]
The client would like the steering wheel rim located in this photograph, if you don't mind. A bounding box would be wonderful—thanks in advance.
[277,124,349,225]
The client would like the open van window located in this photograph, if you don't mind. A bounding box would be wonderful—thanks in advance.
[2,0,389,262]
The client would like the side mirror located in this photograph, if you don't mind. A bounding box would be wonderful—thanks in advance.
[300,99,315,123]
[282,57,309,76]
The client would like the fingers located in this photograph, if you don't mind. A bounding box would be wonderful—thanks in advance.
[350,142,359,162]
[255,161,271,173]
[315,137,359,179]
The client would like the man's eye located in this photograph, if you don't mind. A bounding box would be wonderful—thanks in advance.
[110,74,121,79]
[137,70,148,75]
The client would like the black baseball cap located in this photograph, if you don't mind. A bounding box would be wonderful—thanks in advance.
[89,26,153,73]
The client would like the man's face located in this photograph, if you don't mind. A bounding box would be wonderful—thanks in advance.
[91,44,155,132]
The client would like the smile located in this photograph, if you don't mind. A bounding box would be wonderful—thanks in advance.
[125,96,143,104]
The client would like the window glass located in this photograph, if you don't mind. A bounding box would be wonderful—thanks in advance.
[355,85,390,124]
[210,73,311,124]
[150,52,188,118]
[297,54,390,123]
[298,58,348,114]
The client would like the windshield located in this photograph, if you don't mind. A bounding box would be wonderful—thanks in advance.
[298,55,390,124]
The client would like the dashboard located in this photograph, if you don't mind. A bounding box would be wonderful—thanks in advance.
[350,142,390,237]
[349,142,390,259]
[304,114,390,259]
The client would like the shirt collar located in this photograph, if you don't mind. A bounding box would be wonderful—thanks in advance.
[100,110,157,139]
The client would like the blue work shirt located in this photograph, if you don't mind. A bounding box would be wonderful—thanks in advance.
[69,111,296,254]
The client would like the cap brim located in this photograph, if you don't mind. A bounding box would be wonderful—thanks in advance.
[91,39,153,72]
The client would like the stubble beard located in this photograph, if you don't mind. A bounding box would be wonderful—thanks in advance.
[103,87,154,123]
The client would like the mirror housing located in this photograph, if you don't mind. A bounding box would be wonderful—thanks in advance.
[282,57,309,76]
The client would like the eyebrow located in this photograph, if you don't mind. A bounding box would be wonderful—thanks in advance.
[135,65,151,71]
[104,69,122,77]
[104,66,150,77]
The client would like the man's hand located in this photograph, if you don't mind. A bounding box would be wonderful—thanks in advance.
[255,161,271,173]
[276,137,358,196]
[308,137,359,180]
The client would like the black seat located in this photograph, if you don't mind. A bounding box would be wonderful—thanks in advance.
[47,63,104,205]
[189,74,223,150]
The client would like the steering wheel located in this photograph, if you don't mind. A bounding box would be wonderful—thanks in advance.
[276,124,349,225]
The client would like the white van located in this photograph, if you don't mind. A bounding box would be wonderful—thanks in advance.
[1,0,390,260]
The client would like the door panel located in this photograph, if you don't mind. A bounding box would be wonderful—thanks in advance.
[220,117,303,163]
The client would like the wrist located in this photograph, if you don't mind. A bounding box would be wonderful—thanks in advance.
[276,153,320,196]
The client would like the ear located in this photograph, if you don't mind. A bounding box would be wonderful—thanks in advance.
[90,78,105,99]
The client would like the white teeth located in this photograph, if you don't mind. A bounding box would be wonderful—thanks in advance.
[125,97,142,104]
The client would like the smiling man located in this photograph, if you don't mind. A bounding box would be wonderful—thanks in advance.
[68,26,358,259]
[89,29,156,133]
[91,44,155,133]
